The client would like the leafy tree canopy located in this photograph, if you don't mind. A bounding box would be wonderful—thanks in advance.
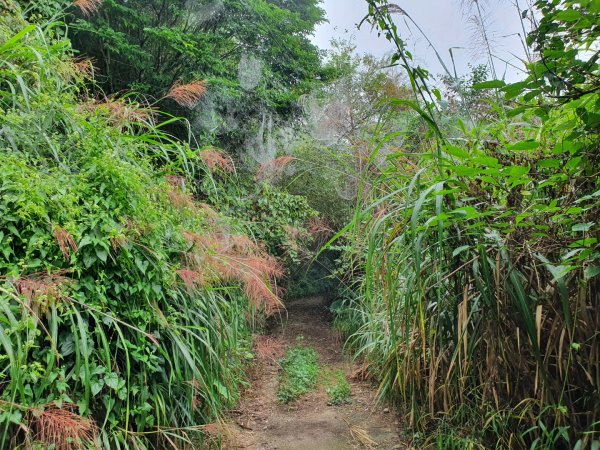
[56,0,331,150]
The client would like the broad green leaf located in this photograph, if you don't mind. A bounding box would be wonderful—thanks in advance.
[83,251,96,268]
[444,145,470,159]
[473,80,506,89]
[105,373,119,390]
[572,222,594,232]
[91,379,105,396]
[507,166,530,177]
[554,9,581,21]
[506,140,539,151]
[502,81,528,98]
[452,245,470,257]
[538,159,561,168]
[96,248,108,263]
[584,266,600,280]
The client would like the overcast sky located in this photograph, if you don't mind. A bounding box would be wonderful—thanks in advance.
[311,0,530,82]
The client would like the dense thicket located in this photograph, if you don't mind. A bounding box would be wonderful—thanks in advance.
[0,2,317,447]
[333,1,599,448]
[2,0,599,448]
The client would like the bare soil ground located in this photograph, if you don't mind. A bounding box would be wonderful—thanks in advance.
[225,296,405,449]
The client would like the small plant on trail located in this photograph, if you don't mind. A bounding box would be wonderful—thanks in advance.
[324,369,351,405]
[277,346,319,404]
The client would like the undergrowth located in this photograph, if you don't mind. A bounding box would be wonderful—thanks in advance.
[324,369,351,406]
[277,346,319,404]
[0,3,300,448]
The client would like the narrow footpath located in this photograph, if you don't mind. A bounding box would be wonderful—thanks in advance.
[226,296,405,449]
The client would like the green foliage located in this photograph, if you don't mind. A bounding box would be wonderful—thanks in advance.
[13,0,64,21]
[211,178,317,266]
[331,294,360,339]
[277,346,318,403]
[332,0,600,448]
[288,138,355,230]
[285,250,340,299]
[0,10,272,448]
[441,64,497,121]
[65,0,329,149]
[288,40,412,230]
[525,0,599,101]
[324,369,350,405]
[199,156,330,299]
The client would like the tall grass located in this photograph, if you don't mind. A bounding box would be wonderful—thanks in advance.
[333,1,600,448]
[0,4,280,448]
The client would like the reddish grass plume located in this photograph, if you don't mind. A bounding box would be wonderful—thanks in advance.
[79,97,155,128]
[166,80,207,109]
[73,0,103,16]
[165,175,198,210]
[307,217,333,248]
[165,175,186,189]
[31,403,98,450]
[109,235,127,251]
[198,148,235,173]
[255,156,296,181]
[70,57,96,79]
[167,189,196,210]
[14,273,71,314]
[198,202,220,223]
[176,269,205,292]
[53,227,78,260]
[182,230,284,314]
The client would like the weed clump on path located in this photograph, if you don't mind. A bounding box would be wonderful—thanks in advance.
[277,346,319,403]
[325,369,351,405]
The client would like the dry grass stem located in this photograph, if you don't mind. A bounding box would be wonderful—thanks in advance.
[31,403,98,450]
[346,420,377,448]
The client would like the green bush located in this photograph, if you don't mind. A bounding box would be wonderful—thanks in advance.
[211,179,317,265]
[0,8,280,448]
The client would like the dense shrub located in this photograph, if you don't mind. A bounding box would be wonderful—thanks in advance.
[334,1,600,448]
[0,6,284,448]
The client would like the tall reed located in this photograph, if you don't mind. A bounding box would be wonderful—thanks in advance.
[334,1,600,447]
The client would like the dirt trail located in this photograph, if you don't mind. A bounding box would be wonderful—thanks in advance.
[226,296,405,449]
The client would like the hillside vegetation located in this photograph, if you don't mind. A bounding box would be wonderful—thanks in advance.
[0,2,316,447]
[0,0,599,449]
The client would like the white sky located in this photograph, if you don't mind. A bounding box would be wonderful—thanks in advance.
[311,0,530,82]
